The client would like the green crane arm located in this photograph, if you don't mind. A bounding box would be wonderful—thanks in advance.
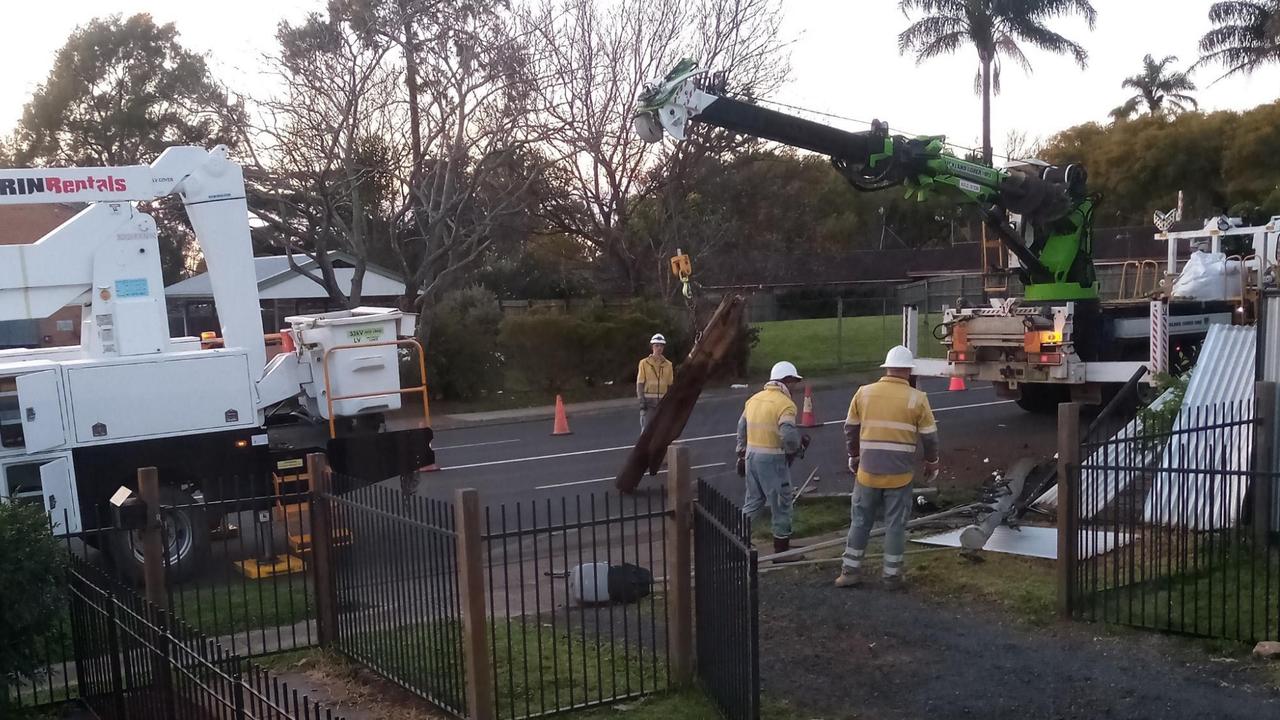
[633,61,1098,301]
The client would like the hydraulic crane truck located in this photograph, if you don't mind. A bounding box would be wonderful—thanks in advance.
[633,61,1237,411]
[0,146,434,580]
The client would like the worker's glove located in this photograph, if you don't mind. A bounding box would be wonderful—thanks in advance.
[848,455,859,475]
[735,453,746,478]
[922,459,940,486]
[799,434,811,455]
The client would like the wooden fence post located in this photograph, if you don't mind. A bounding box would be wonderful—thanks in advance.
[455,488,495,720]
[137,467,168,612]
[666,444,694,687]
[1057,403,1081,621]
[308,453,340,647]
[1254,382,1278,545]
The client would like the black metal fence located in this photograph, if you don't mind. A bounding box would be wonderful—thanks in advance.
[67,553,344,719]
[1070,400,1280,642]
[323,479,468,716]
[161,477,319,658]
[482,489,671,719]
[693,480,759,720]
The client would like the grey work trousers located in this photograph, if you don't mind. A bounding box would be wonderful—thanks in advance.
[842,482,913,577]
[742,452,794,539]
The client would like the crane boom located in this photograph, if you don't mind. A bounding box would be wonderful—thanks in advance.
[633,61,1100,301]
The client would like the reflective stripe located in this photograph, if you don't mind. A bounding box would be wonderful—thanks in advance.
[844,549,865,558]
[883,554,904,564]
[883,565,902,576]
[861,441,918,453]
[919,424,938,434]
[865,420,918,432]
[843,558,862,569]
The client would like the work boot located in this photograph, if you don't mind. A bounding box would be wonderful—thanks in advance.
[882,574,905,592]
[772,536,805,563]
[834,567,863,588]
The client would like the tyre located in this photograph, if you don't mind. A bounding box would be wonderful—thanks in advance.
[1015,383,1070,414]
[108,484,211,585]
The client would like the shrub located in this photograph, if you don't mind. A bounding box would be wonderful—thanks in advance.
[0,502,65,700]
[498,313,586,392]
[420,286,504,400]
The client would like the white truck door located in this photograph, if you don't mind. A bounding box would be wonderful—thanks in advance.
[17,370,67,452]
[39,457,81,535]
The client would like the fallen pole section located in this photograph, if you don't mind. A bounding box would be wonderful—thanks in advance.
[758,503,978,563]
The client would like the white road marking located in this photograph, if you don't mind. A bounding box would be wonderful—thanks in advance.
[433,438,521,451]
[441,400,1014,471]
[535,462,726,490]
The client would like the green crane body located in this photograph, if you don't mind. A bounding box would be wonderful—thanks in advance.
[634,60,1099,302]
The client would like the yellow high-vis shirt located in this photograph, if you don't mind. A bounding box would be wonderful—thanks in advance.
[845,377,939,489]
[637,356,674,399]
[742,384,798,454]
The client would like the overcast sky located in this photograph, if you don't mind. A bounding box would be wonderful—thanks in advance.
[3,0,1278,162]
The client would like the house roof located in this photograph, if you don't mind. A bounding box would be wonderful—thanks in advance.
[166,251,405,300]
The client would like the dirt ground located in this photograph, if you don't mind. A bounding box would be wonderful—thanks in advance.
[933,407,1058,498]
[759,566,1280,720]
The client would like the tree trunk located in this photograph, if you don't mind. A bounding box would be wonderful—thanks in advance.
[981,54,993,166]
[399,1,423,184]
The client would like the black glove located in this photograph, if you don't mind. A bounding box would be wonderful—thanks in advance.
[736,453,746,478]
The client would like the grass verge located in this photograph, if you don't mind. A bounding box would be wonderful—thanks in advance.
[909,547,1057,626]
[751,314,945,377]
[751,496,850,545]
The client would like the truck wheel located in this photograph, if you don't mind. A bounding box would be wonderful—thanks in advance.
[1016,384,1070,414]
[108,485,211,586]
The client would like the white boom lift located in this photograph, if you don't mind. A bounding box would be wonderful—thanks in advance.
[0,146,433,580]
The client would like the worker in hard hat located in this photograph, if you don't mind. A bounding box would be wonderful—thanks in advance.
[836,345,939,590]
[736,361,810,560]
[636,333,674,431]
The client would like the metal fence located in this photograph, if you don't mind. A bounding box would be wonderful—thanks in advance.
[161,477,319,659]
[1070,400,1280,642]
[67,553,344,720]
[693,480,759,720]
[323,480,468,716]
[482,489,672,719]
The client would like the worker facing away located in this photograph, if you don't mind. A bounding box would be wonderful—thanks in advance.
[736,361,810,559]
[837,346,940,590]
[636,333,674,431]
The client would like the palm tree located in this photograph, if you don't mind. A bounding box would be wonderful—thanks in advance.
[1109,54,1199,121]
[898,0,1097,166]
[1198,1,1280,79]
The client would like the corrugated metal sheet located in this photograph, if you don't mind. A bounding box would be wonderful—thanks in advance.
[1031,388,1175,516]
[1143,324,1256,529]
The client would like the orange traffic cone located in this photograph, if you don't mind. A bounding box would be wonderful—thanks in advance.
[948,376,967,392]
[798,384,819,427]
[552,394,573,435]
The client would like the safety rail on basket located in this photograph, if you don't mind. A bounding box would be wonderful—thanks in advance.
[322,338,431,438]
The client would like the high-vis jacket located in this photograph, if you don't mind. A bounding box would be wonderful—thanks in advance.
[637,356,674,399]
[736,382,802,455]
[844,376,939,488]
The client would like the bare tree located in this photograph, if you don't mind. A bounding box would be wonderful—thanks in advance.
[244,10,402,307]
[525,0,790,296]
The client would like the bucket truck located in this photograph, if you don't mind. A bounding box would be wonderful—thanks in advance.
[0,146,434,580]
[633,61,1244,411]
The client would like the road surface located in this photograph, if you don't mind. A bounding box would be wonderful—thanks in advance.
[415,378,1058,509]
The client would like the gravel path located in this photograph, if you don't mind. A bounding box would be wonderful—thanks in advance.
[760,567,1280,720]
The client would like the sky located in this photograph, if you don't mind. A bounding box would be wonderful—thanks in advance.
[1,0,1278,161]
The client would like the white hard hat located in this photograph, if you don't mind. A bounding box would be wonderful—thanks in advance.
[881,345,915,369]
[650,333,667,345]
[769,361,803,382]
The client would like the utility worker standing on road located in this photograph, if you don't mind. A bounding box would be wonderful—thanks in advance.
[636,333,674,431]
[836,345,939,590]
[736,361,809,559]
